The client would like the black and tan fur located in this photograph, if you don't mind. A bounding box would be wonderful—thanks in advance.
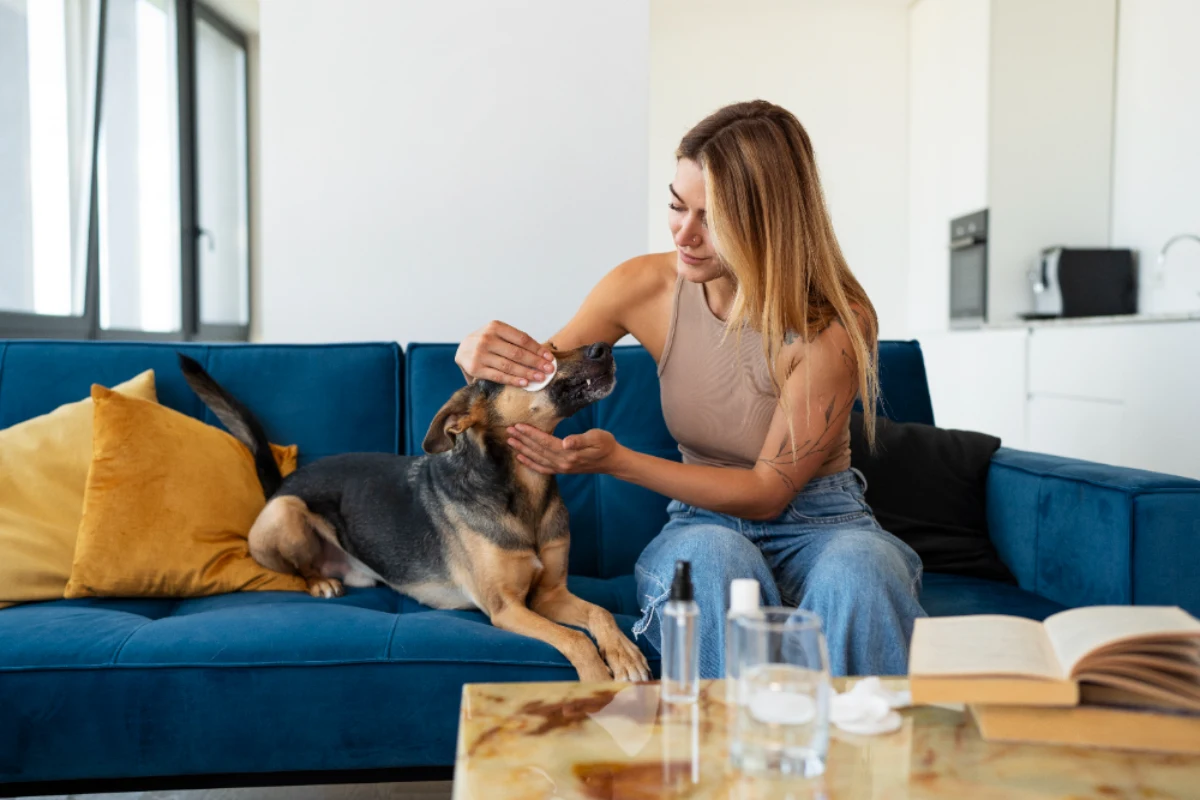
[178,345,649,682]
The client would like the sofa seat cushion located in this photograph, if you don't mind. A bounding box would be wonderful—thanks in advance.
[919,572,1066,621]
[0,581,656,782]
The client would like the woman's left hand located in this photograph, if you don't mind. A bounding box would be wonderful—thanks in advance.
[506,425,622,475]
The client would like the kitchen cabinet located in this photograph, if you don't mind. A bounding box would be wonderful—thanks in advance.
[908,0,1118,330]
[917,319,1200,480]
[1027,395,1125,466]
[907,0,989,335]
[919,329,1028,449]
[1027,326,1127,402]
[1027,322,1200,479]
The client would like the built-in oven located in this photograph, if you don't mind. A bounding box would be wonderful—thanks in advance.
[949,209,988,328]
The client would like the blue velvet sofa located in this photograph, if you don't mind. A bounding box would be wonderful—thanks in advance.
[1,339,1197,792]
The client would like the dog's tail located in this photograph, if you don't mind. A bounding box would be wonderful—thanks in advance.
[178,354,283,498]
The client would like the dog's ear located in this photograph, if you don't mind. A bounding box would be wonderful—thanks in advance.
[423,385,482,454]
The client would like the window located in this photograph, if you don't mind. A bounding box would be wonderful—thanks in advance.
[0,0,251,341]
[97,0,183,334]
[0,0,99,331]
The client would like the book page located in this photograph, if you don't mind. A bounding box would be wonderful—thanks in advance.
[1092,652,1200,680]
[909,616,1062,679]
[1081,663,1200,701]
[1081,683,1200,712]
[1075,672,1200,713]
[1043,606,1200,676]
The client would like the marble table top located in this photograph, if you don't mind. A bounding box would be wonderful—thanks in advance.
[452,678,1200,800]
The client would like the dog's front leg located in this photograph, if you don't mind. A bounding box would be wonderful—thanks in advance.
[530,539,652,682]
[489,597,612,682]
[466,535,611,682]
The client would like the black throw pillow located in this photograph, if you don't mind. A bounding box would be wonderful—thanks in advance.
[848,411,1016,585]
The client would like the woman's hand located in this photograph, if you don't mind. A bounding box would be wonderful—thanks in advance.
[507,425,623,475]
[456,321,556,387]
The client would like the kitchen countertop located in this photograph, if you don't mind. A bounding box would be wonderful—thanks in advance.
[981,310,1200,330]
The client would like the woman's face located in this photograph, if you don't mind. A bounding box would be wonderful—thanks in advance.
[668,158,723,282]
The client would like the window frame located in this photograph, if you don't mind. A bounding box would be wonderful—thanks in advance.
[0,0,252,343]
[191,1,251,342]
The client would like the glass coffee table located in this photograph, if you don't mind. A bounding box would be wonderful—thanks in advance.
[453,678,1200,799]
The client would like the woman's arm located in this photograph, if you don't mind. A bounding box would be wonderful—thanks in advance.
[455,254,674,385]
[546,254,675,356]
[509,322,860,520]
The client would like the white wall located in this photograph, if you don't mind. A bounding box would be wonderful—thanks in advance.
[907,0,990,334]
[647,0,910,340]
[258,0,648,344]
[1110,0,1200,315]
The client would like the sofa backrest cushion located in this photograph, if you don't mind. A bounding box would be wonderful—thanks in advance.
[0,341,403,466]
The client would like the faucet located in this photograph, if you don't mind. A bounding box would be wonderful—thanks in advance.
[1156,233,1200,291]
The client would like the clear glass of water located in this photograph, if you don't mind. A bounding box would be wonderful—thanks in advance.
[730,608,831,779]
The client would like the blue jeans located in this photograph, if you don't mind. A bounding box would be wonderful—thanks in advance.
[633,468,926,678]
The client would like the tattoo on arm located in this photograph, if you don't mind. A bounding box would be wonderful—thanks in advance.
[757,349,858,493]
[759,460,799,493]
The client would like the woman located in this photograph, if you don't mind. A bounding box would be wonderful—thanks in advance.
[455,100,926,677]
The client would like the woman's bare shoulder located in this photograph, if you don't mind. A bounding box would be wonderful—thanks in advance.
[602,252,677,297]
[776,315,858,384]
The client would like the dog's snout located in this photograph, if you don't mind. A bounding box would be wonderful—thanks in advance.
[586,343,611,361]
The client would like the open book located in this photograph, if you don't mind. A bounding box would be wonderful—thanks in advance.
[909,606,1200,709]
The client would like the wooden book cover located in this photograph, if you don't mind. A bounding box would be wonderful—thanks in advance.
[970,703,1200,755]
[909,606,1200,708]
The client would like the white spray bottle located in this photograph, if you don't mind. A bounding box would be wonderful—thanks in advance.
[724,578,761,705]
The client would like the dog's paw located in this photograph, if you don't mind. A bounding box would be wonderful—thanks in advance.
[307,577,344,599]
[576,660,615,683]
[603,634,652,682]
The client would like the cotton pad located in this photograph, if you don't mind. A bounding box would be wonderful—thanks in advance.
[834,708,903,736]
[849,676,911,709]
[828,677,909,736]
[748,688,817,726]
[524,357,557,392]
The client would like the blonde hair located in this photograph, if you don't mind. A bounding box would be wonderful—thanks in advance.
[677,100,881,447]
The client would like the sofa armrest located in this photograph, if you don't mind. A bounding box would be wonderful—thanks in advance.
[986,447,1200,615]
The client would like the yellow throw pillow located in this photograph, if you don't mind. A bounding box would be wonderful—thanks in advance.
[0,371,158,609]
[65,385,307,599]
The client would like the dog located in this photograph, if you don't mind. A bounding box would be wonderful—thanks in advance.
[178,344,650,682]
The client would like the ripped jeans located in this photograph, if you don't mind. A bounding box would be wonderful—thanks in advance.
[632,468,926,678]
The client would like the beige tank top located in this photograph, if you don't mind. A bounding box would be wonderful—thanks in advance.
[658,277,779,469]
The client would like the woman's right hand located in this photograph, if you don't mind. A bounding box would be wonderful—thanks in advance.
[456,321,557,387]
